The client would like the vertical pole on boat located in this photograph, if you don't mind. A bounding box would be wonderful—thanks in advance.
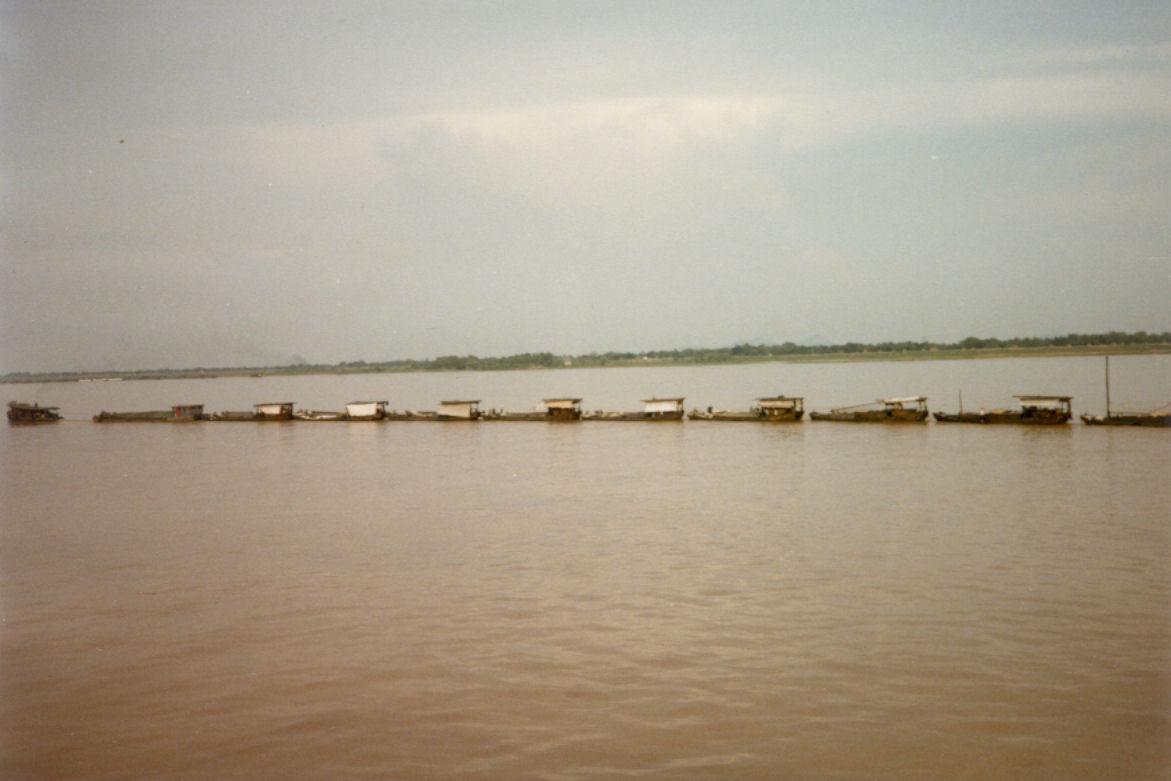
[958,390,963,414]
[1104,355,1111,418]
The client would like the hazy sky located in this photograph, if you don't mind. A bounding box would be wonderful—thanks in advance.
[2,1,1168,372]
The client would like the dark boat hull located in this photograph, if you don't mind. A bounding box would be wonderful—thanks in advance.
[934,411,1070,424]
[810,409,927,423]
[586,411,685,421]
[1081,413,1171,427]
[93,410,205,422]
[688,411,803,422]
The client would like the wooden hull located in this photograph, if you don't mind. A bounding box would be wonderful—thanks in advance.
[212,411,256,421]
[93,410,205,422]
[689,410,803,422]
[934,411,1070,425]
[1081,413,1171,427]
[810,409,927,423]
[585,411,684,421]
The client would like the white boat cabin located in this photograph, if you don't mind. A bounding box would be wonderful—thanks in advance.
[756,396,803,417]
[881,396,927,411]
[642,397,685,416]
[254,402,294,419]
[438,399,481,419]
[345,400,388,419]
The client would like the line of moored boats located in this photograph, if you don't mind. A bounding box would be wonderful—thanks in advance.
[8,394,1171,426]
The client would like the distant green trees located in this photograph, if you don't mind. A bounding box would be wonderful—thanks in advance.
[2,331,1169,383]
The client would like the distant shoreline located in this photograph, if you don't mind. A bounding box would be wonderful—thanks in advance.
[3,342,1168,385]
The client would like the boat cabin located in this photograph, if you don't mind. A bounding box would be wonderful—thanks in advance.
[171,404,205,420]
[642,397,685,418]
[1015,395,1072,417]
[438,400,481,420]
[543,398,583,420]
[881,396,928,412]
[756,396,804,419]
[345,400,388,420]
[254,402,295,420]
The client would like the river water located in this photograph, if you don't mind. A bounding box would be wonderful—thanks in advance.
[2,355,1169,779]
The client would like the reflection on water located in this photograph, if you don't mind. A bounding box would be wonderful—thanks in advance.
[2,357,1169,779]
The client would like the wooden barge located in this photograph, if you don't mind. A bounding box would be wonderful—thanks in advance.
[933,395,1072,425]
[1079,356,1170,426]
[93,404,206,422]
[810,396,928,422]
[689,396,804,422]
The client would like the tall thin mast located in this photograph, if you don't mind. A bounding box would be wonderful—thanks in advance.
[1105,355,1111,417]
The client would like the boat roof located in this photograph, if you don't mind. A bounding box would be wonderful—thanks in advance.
[1014,395,1072,401]
[9,401,59,410]
[440,399,480,404]
[882,396,927,404]
[641,397,684,402]
[543,397,582,403]
[254,401,294,406]
[756,396,802,402]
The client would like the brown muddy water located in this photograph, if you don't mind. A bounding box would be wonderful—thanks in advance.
[2,356,1169,779]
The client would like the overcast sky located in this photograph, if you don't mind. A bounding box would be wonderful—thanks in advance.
[2,1,1168,372]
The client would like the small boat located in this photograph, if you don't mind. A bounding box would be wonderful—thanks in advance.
[586,397,685,421]
[810,396,928,423]
[1078,356,1170,427]
[933,395,1071,425]
[293,409,345,421]
[93,404,206,423]
[8,401,62,424]
[689,396,804,422]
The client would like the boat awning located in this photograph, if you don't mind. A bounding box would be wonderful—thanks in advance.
[757,396,802,407]
[882,396,926,404]
[1014,395,1073,402]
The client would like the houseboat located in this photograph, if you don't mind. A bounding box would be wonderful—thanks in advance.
[8,401,62,424]
[934,395,1072,425]
[810,396,928,422]
[689,396,804,422]
[93,404,206,422]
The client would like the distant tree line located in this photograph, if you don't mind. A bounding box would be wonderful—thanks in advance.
[2,331,1168,382]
